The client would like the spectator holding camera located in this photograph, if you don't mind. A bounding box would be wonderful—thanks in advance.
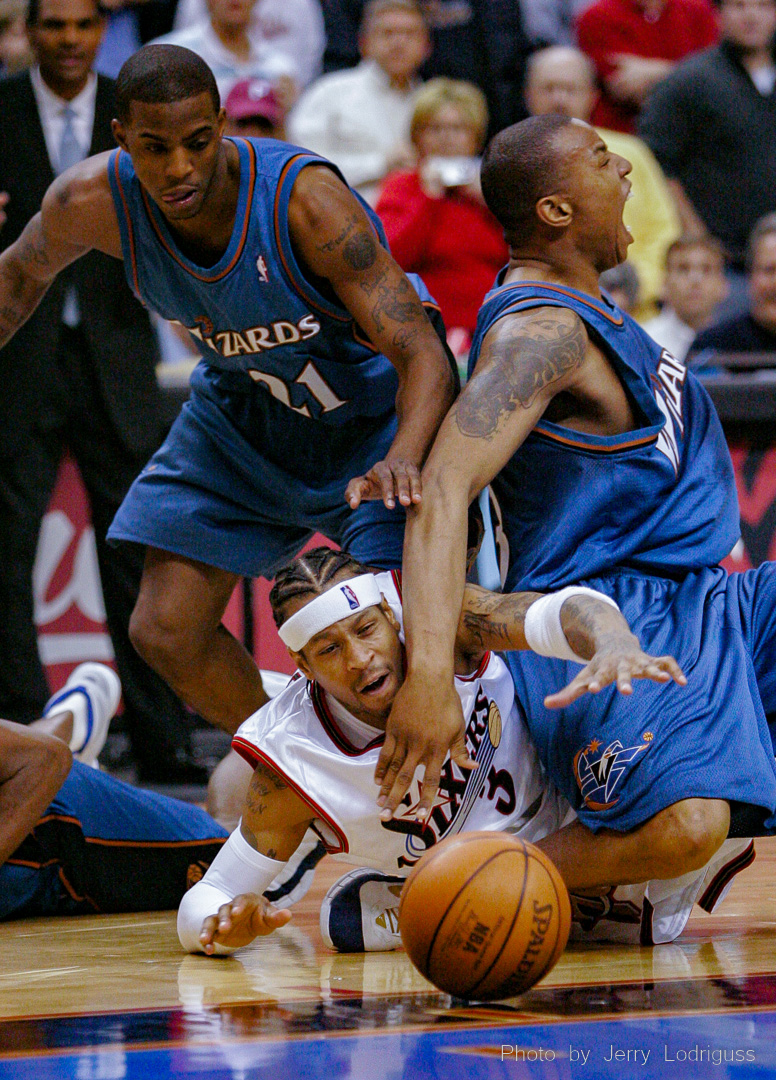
[375,77,507,359]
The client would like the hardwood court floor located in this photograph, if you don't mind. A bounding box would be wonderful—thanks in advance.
[1,840,775,1078]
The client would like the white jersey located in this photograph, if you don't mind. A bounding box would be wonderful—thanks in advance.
[234,572,571,875]
[234,572,754,944]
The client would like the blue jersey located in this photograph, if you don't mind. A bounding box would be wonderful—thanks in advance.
[108,137,435,426]
[468,280,740,591]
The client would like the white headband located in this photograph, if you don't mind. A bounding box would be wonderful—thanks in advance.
[278,573,383,652]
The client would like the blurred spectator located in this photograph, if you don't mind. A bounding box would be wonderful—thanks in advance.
[318,0,529,139]
[520,0,591,48]
[524,46,681,319]
[689,214,776,358]
[643,236,728,360]
[375,78,507,361]
[576,0,718,133]
[223,75,286,137]
[600,263,641,314]
[151,0,299,101]
[287,0,428,204]
[171,0,324,88]
[0,0,204,782]
[0,0,32,75]
[639,0,776,318]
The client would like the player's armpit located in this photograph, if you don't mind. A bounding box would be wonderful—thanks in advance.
[241,758,315,862]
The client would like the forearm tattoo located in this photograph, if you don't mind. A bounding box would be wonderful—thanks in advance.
[454,312,586,439]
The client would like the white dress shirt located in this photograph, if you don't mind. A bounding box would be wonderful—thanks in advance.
[30,65,97,173]
[642,307,697,363]
[169,0,324,88]
[287,60,420,205]
[151,21,297,103]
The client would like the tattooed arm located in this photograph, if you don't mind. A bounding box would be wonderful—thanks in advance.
[288,166,456,510]
[0,153,121,348]
[375,306,590,820]
[455,585,685,705]
[195,759,315,953]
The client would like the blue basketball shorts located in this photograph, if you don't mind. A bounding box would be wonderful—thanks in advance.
[505,564,776,834]
[107,364,406,577]
[0,760,227,919]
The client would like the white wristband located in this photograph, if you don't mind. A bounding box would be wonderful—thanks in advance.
[177,825,286,954]
[523,587,620,664]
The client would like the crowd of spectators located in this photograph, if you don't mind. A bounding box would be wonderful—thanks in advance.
[2,0,776,777]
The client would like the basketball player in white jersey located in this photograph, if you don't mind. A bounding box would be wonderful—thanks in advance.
[178,547,751,956]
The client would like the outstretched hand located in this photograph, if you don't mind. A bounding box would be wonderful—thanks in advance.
[199,894,291,954]
[345,457,422,511]
[375,676,476,821]
[544,641,686,710]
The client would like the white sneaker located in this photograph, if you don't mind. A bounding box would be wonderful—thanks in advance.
[43,663,121,767]
[320,868,405,953]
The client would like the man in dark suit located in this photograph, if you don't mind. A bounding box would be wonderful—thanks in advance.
[0,0,204,782]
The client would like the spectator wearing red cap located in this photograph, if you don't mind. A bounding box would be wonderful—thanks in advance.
[224,77,287,138]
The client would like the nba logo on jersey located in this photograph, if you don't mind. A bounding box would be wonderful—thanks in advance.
[256,255,269,283]
[341,585,360,610]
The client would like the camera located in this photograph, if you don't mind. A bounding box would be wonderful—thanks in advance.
[424,156,481,188]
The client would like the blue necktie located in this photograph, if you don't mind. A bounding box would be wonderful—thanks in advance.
[58,106,83,325]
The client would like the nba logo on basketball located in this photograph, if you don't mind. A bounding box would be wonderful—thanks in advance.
[341,585,360,610]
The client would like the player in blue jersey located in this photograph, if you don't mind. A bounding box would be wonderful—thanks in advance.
[379,114,776,892]
[0,45,456,743]
[0,664,228,919]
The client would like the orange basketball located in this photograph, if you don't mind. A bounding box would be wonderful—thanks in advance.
[398,832,571,1001]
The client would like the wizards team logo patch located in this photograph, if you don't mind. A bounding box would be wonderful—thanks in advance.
[573,737,651,811]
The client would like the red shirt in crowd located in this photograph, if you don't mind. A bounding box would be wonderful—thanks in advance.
[576,0,718,133]
[376,170,508,340]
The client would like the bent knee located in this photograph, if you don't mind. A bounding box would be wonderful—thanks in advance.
[651,798,730,877]
[129,595,210,677]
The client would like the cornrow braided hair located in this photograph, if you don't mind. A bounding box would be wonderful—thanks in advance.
[269,547,370,629]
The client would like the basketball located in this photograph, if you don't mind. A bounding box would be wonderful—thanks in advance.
[398,832,571,1001]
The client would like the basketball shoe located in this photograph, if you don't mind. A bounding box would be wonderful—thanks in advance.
[320,867,406,952]
[43,662,121,768]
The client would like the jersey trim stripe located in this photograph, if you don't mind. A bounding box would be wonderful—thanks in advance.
[273,153,351,322]
[492,282,626,326]
[533,423,659,454]
[112,151,142,301]
[311,682,385,756]
[231,736,349,854]
[137,139,256,284]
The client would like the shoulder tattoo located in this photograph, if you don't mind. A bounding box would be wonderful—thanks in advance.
[454,311,586,439]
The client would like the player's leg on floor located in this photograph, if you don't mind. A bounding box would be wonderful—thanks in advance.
[535,797,731,891]
[24,760,228,914]
[129,548,268,734]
